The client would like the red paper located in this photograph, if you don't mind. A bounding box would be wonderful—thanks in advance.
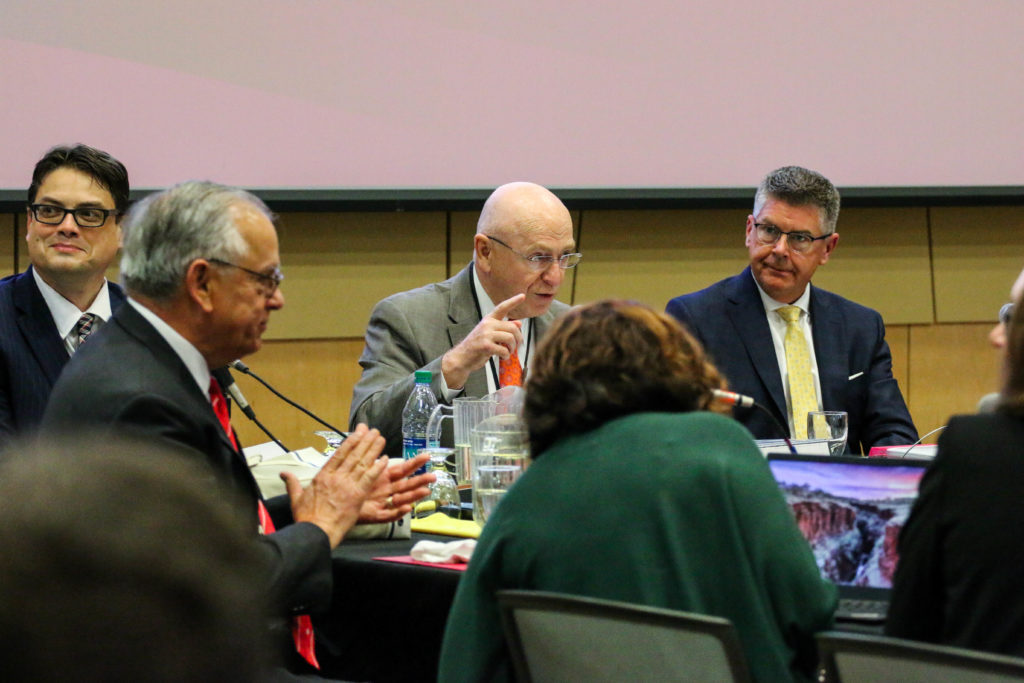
[373,555,469,571]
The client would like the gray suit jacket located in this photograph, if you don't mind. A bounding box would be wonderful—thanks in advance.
[350,264,570,457]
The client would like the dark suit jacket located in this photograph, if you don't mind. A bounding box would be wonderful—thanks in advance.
[887,413,1024,656]
[41,302,331,616]
[351,264,570,458]
[666,267,917,453]
[0,267,126,441]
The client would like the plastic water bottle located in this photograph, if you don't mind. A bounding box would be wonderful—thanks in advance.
[402,370,437,474]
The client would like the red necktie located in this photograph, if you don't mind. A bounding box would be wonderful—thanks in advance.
[208,377,319,669]
[499,352,523,388]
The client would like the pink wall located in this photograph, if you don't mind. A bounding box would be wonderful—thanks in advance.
[3,1,1022,190]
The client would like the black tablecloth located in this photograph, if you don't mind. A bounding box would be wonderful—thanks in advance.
[312,532,464,682]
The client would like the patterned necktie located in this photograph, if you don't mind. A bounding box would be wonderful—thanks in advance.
[499,352,523,388]
[208,377,319,669]
[777,305,817,439]
[74,313,97,349]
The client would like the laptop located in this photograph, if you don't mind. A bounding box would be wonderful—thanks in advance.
[765,454,929,623]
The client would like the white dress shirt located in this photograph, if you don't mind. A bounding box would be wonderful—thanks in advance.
[33,268,113,356]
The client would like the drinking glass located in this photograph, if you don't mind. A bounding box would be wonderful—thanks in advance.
[471,413,528,527]
[807,411,849,455]
[412,448,460,519]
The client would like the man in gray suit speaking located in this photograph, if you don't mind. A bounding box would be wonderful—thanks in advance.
[350,182,580,457]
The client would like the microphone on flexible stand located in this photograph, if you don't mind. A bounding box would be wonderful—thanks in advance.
[229,360,349,439]
[711,389,797,455]
[212,366,289,453]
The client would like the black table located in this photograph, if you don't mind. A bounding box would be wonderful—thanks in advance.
[312,532,465,682]
[309,531,882,682]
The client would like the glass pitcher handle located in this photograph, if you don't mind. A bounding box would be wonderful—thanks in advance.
[426,404,453,448]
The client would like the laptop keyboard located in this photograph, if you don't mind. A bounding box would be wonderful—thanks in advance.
[836,598,887,623]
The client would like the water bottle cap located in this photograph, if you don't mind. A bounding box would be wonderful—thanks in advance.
[414,370,433,384]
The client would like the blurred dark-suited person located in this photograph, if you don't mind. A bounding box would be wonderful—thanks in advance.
[666,165,917,453]
[0,436,271,682]
[438,300,836,683]
[0,144,128,441]
[978,268,1024,412]
[350,181,579,457]
[887,272,1024,656]
[41,180,432,675]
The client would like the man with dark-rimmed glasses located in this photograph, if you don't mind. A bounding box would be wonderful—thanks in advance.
[0,144,128,440]
[667,165,917,453]
[351,181,580,458]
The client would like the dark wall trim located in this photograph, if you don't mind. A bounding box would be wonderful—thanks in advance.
[2,185,1021,213]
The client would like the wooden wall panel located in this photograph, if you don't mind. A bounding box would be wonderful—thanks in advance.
[1,213,15,275]
[232,338,366,450]
[932,205,1024,323]
[810,207,932,325]
[270,211,448,339]
[572,209,749,308]
[0,201,1014,452]
[906,322,1001,437]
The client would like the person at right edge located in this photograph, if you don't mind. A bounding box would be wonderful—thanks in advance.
[886,271,1024,656]
[666,165,917,453]
[438,300,836,682]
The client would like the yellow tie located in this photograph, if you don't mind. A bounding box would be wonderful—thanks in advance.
[778,305,817,439]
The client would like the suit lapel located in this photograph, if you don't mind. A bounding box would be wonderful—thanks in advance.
[809,287,845,412]
[727,269,788,419]
[13,269,69,385]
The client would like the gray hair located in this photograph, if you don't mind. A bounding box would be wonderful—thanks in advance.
[753,166,841,235]
[120,181,273,301]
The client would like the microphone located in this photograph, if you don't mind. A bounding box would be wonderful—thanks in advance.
[229,360,349,439]
[711,388,796,455]
[213,366,255,420]
[711,389,756,408]
[977,392,1001,414]
[212,366,288,453]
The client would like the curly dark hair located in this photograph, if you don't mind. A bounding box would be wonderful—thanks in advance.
[524,299,728,456]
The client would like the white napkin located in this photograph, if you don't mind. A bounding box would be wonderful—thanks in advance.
[410,538,477,564]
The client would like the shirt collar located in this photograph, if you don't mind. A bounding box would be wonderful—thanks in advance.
[750,270,813,316]
[127,298,211,398]
[32,267,113,339]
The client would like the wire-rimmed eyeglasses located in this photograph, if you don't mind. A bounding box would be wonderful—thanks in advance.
[29,203,120,228]
[207,258,284,297]
[486,234,582,271]
[1000,302,1014,326]
[753,222,831,254]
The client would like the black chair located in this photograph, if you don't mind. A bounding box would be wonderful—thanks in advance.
[817,631,1024,682]
[497,590,751,683]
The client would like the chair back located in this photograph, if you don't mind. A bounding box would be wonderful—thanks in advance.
[817,631,1024,682]
[496,590,751,683]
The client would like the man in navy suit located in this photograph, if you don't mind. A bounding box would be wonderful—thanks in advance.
[666,166,917,453]
[0,144,128,441]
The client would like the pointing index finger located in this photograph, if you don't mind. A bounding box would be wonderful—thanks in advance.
[488,293,526,320]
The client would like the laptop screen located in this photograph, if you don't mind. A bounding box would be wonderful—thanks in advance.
[766,455,928,591]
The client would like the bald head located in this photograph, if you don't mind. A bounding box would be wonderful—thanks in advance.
[473,182,575,320]
[477,182,571,239]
